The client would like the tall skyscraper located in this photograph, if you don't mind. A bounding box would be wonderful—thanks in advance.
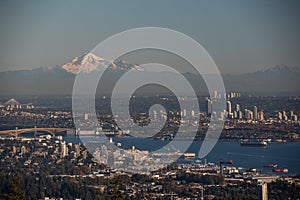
[253,106,258,120]
[214,90,218,99]
[282,111,288,121]
[278,112,282,120]
[292,115,298,121]
[238,110,243,119]
[236,104,240,112]
[206,98,212,116]
[233,111,238,119]
[244,109,253,119]
[153,110,157,120]
[191,110,195,117]
[249,111,253,119]
[84,113,89,121]
[226,100,232,117]
[60,142,68,158]
[183,109,187,117]
[258,111,264,121]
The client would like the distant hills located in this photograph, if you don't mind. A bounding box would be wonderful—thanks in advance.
[0,53,299,96]
[221,65,300,95]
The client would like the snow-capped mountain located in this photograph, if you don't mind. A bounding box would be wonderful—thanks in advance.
[61,53,143,74]
[0,53,299,95]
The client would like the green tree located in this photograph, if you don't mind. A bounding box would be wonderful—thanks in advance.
[5,173,25,200]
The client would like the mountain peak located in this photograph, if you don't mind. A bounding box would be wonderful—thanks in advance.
[61,53,108,74]
[61,53,143,74]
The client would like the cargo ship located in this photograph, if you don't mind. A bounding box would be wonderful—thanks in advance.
[263,164,277,168]
[183,152,196,158]
[273,168,288,173]
[240,139,268,147]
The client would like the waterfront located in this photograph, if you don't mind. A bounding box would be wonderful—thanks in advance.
[64,136,300,175]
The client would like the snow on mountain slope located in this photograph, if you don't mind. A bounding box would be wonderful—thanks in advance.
[61,53,143,74]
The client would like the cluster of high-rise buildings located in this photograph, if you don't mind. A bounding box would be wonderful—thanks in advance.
[226,101,264,120]
[226,92,241,99]
[277,111,298,121]
[205,98,264,120]
[213,91,241,100]
[205,98,299,122]
[206,91,241,118]
[57,136,86,160]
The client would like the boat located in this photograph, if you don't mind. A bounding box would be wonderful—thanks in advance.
[273,168,288,173]
[183,152,196,158]
[240,139,268,147]
[263,164,277,168]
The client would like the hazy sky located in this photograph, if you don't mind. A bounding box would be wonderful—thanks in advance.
[0,0,299,74]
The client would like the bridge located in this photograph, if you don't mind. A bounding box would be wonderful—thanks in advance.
[0,127,70,137]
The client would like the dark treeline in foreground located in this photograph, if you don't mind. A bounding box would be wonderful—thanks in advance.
[1,171,300,199]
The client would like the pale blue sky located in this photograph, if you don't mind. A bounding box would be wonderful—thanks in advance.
[0,0,299,74]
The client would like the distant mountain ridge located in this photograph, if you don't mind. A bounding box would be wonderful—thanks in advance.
[222,65,300,95]
[262,65,300,73]
[0,53,299,96]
